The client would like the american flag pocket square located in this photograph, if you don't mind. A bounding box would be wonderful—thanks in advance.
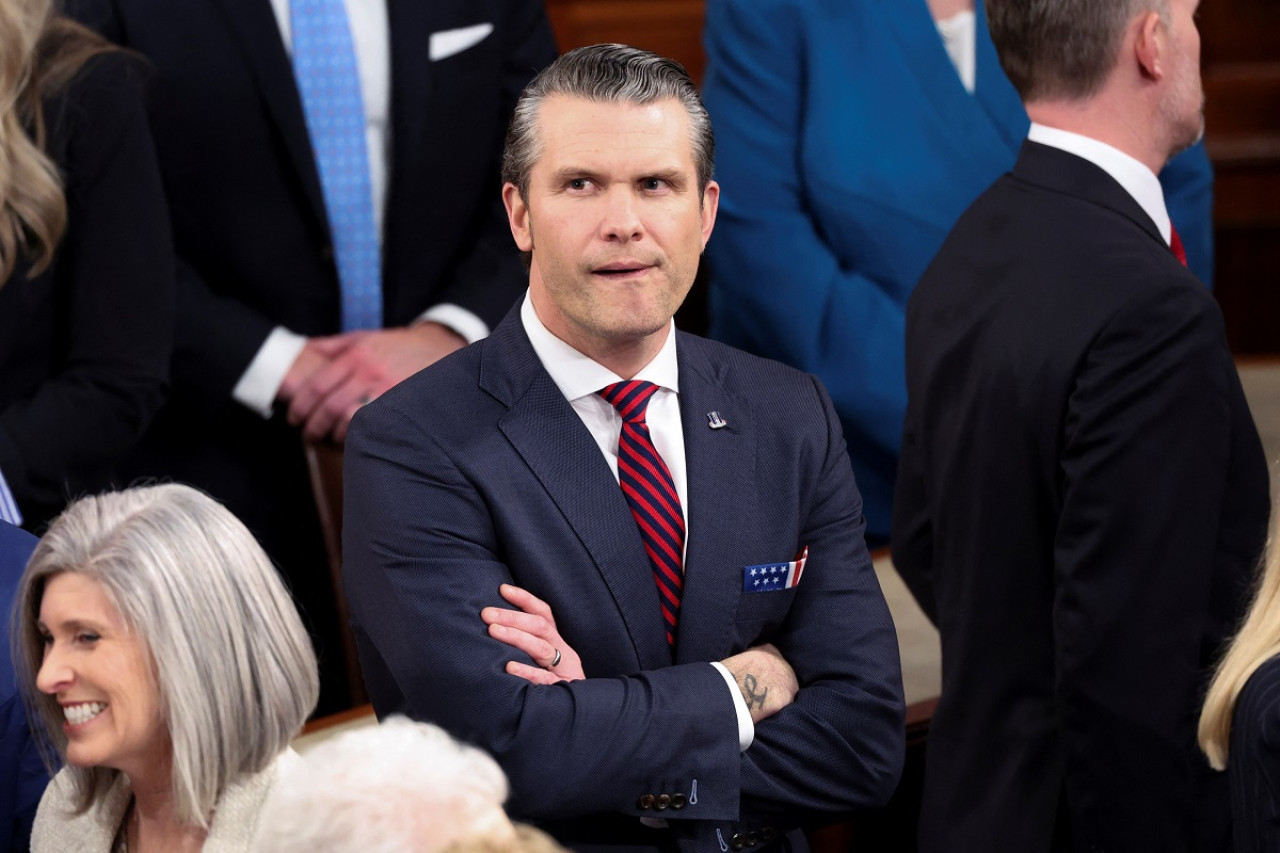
[742,546,809,592]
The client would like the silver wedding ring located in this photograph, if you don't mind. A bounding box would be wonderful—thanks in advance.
[548,648,562,669]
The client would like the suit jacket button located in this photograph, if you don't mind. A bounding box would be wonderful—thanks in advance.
[637,794,655,810]
[730,833,745,850]
[655,793,671,810]
[671,793,687,809]
[746,832,759,847]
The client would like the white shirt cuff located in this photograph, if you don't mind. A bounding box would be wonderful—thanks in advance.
[232,326,308,418]
[711,661,755,751]
[417,303,489,345]
[0,471,23,526]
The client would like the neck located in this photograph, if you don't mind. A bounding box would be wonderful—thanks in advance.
[1025,96,1167,175]
[128,787,207,853]
[578,332,667,381]
[926,0,974,22]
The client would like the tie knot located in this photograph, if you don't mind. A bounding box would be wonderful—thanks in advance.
[600,381,660,425]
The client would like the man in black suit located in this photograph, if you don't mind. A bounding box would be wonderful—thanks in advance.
[893,0,1271,849]
[68,0,557,712]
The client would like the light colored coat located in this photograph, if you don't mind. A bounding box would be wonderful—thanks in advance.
[30,749,298,852]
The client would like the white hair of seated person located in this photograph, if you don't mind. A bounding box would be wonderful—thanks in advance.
[253,716,518,853]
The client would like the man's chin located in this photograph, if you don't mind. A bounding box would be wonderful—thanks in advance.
[1167,112,1205,161]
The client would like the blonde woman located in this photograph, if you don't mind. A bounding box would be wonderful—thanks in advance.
[12,485,319,852]
[0,0,172,531]
[1200,504,1280,852]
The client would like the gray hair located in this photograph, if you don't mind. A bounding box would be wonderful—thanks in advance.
[253,716,515,853]
[11,484,319,828]
[501,43,714,202]
[988,0,1170,101]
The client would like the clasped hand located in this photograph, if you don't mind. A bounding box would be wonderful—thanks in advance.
[278,322,466,443]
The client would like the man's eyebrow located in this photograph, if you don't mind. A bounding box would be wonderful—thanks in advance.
[549,166,599,181]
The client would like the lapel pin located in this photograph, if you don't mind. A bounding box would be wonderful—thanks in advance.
[707,411,728,430]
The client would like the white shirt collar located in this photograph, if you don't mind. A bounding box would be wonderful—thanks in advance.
[520,292,680,401]
[1027,122,1172,244]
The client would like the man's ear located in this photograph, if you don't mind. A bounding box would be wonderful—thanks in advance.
[502,182,534,252]
[699,180,720,251]
[1134,10,1165,82]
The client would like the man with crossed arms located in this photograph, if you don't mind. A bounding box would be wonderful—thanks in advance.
[343,44,905,852]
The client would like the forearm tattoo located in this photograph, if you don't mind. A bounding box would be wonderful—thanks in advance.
[741,673,768,710]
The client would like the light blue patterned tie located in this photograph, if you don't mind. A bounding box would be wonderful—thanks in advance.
[291,0,382,331]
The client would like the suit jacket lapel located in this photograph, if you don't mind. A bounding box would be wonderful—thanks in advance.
[211,0,328,233]
[482,313,672,671]
[673,336,758,665]
[881,1,1024,175]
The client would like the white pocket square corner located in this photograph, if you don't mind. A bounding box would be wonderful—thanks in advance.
[429,23,495,61]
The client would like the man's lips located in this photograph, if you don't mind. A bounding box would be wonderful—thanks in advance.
[592,261,655,277]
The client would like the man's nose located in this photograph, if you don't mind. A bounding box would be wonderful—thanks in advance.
[599,188,644,242]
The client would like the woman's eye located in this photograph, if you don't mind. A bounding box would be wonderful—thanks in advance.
[75,632,100,645]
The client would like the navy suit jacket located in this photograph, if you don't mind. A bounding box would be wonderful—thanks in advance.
[0,521,42,852]
[701,0,1215,541]
[894,142,1270,852]
[344,307,905,852]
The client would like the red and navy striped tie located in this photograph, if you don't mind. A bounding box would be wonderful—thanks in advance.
[600,380,684,645]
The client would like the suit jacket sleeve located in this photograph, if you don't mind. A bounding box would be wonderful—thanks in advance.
[734,375,906,822]
[1053,279,1239,846]
[0,52,174,517]
[67,0,275,406]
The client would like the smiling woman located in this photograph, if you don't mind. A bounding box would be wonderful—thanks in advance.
[9,484,319,853]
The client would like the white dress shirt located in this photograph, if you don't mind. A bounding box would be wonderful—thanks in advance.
[520,293,754,752]
[936,9,976,94]
[234,0,486,417]
[1028,122,1174,245]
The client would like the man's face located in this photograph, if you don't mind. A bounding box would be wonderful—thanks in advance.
[1160,0,1205,156]
[503,95,718,364]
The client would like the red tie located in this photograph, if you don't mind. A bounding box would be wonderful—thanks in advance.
[600,381,684,645]
[1170,226,1188,267]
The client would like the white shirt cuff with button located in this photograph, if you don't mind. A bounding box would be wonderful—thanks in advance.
[0,471,22,526]
[711,661,756,751]
[232,326,308,418]
[417,303,490,345]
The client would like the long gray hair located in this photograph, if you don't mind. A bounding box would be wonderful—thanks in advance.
[12,483,319,827]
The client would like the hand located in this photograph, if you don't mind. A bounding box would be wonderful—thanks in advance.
[481,583,585,685]
[719,643,799,724]
[287,322,467,443]
[277,338,342,405]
